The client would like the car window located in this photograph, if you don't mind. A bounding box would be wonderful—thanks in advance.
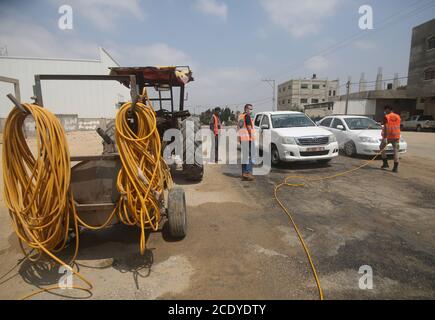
[320,118,332,127]
[260,115,270,127]
[254,114,263,127]
[344,117,382,130]
[331,118,345,129]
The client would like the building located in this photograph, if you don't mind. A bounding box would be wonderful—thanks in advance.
[277,74,339,111]
[0,47,130,125]
[407,18,435,116]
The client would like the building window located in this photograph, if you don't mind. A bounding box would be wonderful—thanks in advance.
[311,99,319,103]
[288,99,291,103]
[424,67,435,80]
[328,90,332,96]
[301,84,309,89]
[427,36,435,50]
[312,84,320,89]
[301,98,308,104]
[333,90,336,96]
[288,85,292,90]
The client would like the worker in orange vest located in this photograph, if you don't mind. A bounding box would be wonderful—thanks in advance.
[209,108,222,163]
[380,105,401,173]
[238,104,256,181]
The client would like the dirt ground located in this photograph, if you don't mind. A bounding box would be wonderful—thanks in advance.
[0,131,434,299]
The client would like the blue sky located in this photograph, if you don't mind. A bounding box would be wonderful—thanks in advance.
[0,0,434,112]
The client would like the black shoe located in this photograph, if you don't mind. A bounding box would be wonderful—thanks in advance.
[381,159,389,169]
[392,162,399,173]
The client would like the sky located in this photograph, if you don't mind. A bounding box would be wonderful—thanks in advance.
[0,0,434,113]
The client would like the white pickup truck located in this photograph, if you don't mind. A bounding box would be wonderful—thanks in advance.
[254,111,339,165]
[401,115,435,132]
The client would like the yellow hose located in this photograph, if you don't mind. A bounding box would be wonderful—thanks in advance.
[274,150,386,300]
[2,93,172,298]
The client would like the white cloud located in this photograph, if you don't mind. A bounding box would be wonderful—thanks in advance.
[260,0,341,37]
[194,0,228,20]
[49,0,144,30]
[0,11,98,59]
[304,55,331,71]
[353,39,376,51]
[108,43,192,66]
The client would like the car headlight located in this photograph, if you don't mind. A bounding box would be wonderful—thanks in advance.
[359,136,378,143]
[329,135,337,143]
[282,136,297,145]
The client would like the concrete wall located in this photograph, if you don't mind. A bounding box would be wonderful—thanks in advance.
[407,18,435,98]
[333,100,377,117]
[0,115,112,134]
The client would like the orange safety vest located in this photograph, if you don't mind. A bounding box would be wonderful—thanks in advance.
[384,112,401,140]
[212,114,220,136]
[237,113,255,142]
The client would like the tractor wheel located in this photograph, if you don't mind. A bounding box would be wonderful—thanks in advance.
[180,116,204,181]
[167,187,187,239]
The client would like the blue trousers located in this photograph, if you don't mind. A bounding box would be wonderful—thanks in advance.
[241,141,254,174]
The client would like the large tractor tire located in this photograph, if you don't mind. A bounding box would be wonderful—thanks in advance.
[180,116,204,181]
[167,187,187,239]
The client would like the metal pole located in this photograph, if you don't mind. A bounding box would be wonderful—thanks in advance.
[262,79,276,111]
[345,80,350,115]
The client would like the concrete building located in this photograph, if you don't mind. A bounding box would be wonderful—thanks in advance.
[277,74,339,111]
[0,47,130,132]
[407,18,435,116]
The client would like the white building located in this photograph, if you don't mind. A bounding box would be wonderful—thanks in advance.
[0,47,130,119]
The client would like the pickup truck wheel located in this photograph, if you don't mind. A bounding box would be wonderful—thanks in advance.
[416,125,422,132]
[344,141,357,157]
[271,145,281,166]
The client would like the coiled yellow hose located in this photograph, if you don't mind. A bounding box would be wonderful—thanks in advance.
[115,101,173,255]
[2,96,172,298]
[2,103,92,298]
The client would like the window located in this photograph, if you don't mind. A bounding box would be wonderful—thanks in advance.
[283,87,286,91]
[271,114,316,128]
[311,99,319,103]
[320,118,332,127]
[312,84,320,89]
[288,99,291,104]
[288,85,292,90]
[301,98,308,104]
[333,90,336,96]
[331,118,345,130]
[428,36,435,50]
[424,67,435,80]
[301,84,309,89]
[328,90,332,96]
[254,114,263,127]
[261,114,271,128]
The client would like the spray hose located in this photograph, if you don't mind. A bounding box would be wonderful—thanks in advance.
[2,94,172,298]
[274,148,387,300]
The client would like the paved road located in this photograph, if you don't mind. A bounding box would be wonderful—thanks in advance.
[0,131,434,299]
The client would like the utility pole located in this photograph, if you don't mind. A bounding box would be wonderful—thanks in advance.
[345,78,351,115]
[262,79,276,111]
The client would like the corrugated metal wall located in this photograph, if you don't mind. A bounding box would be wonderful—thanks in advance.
[0,48,130,118]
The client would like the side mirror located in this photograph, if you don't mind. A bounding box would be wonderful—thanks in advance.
[261,124,270,130]
[336,124,345,130]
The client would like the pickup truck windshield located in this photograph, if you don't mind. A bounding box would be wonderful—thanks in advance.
[271,114,316,128]
[344,118,382,130]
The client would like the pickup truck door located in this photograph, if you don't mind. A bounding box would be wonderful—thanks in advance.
[407,116,418,129]
[253,114,263,148]
[259,114,272,150]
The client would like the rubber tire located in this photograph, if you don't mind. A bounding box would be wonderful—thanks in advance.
[416,125,422,132]
[180,116,204,181]
[167,187,187,239]
[344,141,357,157]
[271,144,281,166]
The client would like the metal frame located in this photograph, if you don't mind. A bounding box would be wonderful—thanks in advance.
[33,74,139,108]
[0,76,27,114]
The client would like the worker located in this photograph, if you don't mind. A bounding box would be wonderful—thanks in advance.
[238,104,256,181]
[380,105,401,173]
[209,107,222,163]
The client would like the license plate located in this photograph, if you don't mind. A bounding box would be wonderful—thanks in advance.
[306,147,325,152]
